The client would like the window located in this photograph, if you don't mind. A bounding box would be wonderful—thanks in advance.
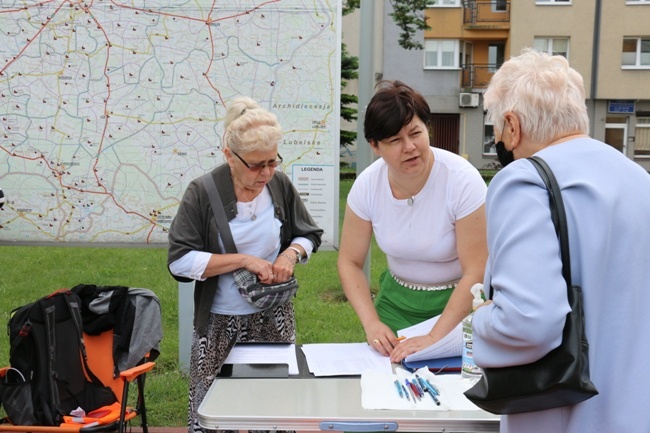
[427,0,460,6]
[627,0,650,4]
[494,0,507,11]
[533,37,569,58]
[635,117,650,157]
[488,43,505,72]
[536,0,571,4]
[424,39,459,69]
[622,38,650,68]
[483,121,496,155]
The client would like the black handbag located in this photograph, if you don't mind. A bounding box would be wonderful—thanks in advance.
[201,173,298,310]
[464,156,598,415]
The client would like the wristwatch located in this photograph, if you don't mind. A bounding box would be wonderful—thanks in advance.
[287,246,302,263]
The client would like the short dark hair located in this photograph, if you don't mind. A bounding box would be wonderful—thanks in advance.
[363,80,431,145]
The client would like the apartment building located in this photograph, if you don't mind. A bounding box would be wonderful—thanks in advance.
[362,0,650,171]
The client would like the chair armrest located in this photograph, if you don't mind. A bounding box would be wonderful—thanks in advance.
[119,361,156,383]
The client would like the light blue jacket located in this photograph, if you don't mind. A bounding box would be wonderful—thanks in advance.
[473,138,650,433]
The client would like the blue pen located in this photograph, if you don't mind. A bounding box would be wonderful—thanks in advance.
[418,375,441,406]
[394,379,404,398]
[401,383,410,401]
[425,379,442,405]
[415,375,428,394]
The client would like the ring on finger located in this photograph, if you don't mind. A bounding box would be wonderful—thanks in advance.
[373,339,380,344]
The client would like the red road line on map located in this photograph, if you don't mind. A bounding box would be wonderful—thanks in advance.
[1,0,293,241]
[0,0,65,76]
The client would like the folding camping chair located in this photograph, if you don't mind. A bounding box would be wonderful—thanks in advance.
[0,285,160,433]
[0,327,156,433]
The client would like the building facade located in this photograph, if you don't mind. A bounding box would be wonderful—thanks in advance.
[353,0,650,171]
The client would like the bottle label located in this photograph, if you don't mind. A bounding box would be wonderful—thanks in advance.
[462,322,481,376]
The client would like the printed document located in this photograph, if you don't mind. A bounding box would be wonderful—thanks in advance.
[398,315,462,362]
[301,342,392,376]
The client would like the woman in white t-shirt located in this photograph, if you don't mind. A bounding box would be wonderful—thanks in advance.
[338,80,488,363]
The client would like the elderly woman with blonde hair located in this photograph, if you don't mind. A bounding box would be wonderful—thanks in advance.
[168,96,322,433]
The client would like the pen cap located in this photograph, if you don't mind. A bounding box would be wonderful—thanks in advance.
[470,283,484,311]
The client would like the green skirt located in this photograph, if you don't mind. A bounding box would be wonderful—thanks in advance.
[375,269,454,334]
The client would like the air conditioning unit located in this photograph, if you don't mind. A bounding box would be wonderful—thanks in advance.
[459,92,479,108]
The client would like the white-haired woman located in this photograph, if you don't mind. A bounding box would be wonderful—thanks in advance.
[168,96,323,433]
[472,48,650,432]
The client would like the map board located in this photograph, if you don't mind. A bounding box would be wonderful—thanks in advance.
[0,0,341,249]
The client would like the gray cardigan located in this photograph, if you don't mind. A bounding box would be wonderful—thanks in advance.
[167,164,323,336]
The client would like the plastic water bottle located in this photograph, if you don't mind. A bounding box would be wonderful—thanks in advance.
[461,283,484,384]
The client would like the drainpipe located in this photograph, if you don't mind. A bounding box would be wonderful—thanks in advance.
[590,0,602,135]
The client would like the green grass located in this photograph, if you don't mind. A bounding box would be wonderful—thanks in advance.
[0,179,387,427]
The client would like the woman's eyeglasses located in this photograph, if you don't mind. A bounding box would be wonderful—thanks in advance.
[232,150,283,172]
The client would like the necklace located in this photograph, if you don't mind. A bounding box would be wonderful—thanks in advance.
[389,169,431,206]
[248,197,258,221]
[236,190,260,221]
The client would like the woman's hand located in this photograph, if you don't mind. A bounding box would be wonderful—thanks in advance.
[272,253,296,283]
[366,321,401,356]
[389,335,435,363]
[244,256,275,284]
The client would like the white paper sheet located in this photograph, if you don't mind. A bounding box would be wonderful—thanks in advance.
[301,342,393,376]
[223,343,299,375]
[398,315,463,362]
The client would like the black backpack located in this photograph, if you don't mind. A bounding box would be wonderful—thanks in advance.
[0,289,117,426]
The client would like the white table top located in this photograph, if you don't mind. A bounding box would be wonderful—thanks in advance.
[198,376,500,432]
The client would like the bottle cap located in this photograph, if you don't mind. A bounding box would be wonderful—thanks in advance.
[470,283,484,310]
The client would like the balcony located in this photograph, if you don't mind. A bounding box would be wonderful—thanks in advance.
[463,1,510,28]
[461,63,498,89]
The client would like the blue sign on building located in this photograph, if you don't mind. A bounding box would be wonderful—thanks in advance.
[608,100,635,114]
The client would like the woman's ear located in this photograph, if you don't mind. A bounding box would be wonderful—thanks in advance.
[370,139,384,157]
[223,148,235,168]
[505,114,522,150]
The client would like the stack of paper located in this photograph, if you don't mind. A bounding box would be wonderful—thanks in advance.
[398,314,462,362]
[301,343,392,376]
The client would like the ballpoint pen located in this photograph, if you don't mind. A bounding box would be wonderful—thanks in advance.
[394,379,404,398]
[412,376,425,397]
[405,379,420,400]
[425,378,442,406]
[417,375,441,406]
[402,383,411,401]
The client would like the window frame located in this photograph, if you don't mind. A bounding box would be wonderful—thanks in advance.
[483,120,496,156]
[634,117,650,158]
[533,37,570,59]
[535,0,571,4]
[424,39,461,70]
[621,37,650,69]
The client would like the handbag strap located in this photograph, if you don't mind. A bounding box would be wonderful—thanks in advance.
[200,173,237,254]
[528,156,572,286]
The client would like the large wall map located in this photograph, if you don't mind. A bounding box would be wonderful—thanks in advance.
[0,0,340,247]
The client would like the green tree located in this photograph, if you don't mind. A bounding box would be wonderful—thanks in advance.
[389,0,430,50]
[340,1,360,149]
[344,0,430,51]
[340,42,358,149]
